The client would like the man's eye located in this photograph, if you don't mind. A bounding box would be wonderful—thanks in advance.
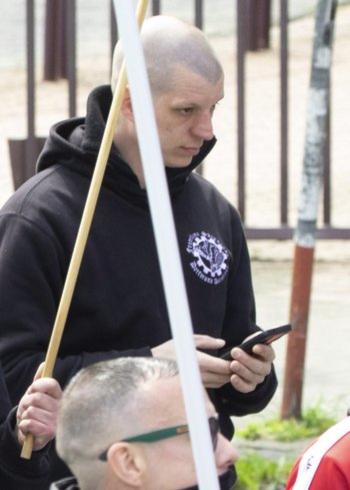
[180,108,194,115]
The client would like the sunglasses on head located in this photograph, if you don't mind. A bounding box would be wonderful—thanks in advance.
[98,414,220,461]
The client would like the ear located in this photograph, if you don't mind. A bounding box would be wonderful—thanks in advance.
[107,442,145,487]
[120,87,135,122]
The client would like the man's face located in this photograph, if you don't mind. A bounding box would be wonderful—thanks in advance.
[140,376,238,490]
[152,66,224,168]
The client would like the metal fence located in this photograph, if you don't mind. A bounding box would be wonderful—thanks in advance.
[8,0,350,239]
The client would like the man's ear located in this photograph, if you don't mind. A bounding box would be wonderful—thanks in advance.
[107,442,145,487]
[120,87,135,122]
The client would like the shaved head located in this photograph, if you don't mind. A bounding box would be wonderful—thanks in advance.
[56,358,180,490]
[111,15,223,94]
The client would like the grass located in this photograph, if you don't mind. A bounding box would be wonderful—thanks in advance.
[236,404,337,442]
[234,453,293,490]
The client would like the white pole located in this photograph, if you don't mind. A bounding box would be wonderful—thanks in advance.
[112,2,220,489]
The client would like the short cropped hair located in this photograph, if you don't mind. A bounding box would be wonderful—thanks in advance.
[111,15,223,94]
[56,357,179,479]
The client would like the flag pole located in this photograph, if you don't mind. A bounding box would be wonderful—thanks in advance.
[20,0,149,460]
[112,1,220,489]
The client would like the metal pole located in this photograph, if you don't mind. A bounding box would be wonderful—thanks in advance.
[194,0,204,177]
[236,0,246,221]
[323,105,331,224]
[281,0,338,419]
[245,0,270,51]
[245,0,258,50]
[43,0,66,80]
[66,0,76,117]
[195,0,203,30]
[280,0,289,225]
[258,0,271,49]
[110,0,118,62]
[26,0,36,180]
[152,0,161,15]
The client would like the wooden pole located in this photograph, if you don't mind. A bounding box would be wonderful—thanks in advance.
[21,0,149,460]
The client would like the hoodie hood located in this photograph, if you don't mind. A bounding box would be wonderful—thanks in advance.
[36,85,216,206]
[50,467,236,490]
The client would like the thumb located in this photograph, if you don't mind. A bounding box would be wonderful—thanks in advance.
[33,362,45,381]
[193,334,225,350]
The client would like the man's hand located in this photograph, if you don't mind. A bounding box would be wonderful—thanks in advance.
[152,335,232,388]
[16,375,63,451]
[228,340,275,393]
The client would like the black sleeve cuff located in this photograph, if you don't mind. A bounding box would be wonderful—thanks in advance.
[0,407,51,478]
[218,364,278,416]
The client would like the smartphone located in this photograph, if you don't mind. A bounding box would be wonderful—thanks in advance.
[221,324,292,360]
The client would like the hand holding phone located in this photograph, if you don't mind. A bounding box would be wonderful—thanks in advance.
[221,324,292,361]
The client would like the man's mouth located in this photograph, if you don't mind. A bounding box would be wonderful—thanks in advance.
[181,147,201,156]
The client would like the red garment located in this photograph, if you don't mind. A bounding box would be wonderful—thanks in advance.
[286,418,350,490]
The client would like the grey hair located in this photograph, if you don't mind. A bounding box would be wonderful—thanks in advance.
[111,15,223,94]
[56,357,179,489]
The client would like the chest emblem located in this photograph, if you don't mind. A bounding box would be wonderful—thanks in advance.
[186,232,229,285]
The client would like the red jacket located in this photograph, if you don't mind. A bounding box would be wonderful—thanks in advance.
[286,417,350,490]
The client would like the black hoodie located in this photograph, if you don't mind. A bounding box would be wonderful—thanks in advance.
[0,85,277,483]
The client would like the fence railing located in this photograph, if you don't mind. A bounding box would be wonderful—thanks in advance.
[8,0,350,239]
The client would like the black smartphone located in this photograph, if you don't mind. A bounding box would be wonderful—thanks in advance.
[220,324,292,360]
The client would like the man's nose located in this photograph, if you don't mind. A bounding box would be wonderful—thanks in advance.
[192,112,214,141]
[215,433,239,467]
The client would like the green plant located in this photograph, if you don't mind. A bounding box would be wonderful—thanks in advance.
[237,404,337,442]
[234,452,293,490]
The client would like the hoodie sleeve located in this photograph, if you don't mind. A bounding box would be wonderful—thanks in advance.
[0,408,51,490]
[0,212,152,405]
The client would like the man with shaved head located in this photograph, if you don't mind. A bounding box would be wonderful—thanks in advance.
[0,15,277,485]
[52,357,238,490]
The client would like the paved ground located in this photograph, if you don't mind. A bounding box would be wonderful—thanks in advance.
[1,2,350,434]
